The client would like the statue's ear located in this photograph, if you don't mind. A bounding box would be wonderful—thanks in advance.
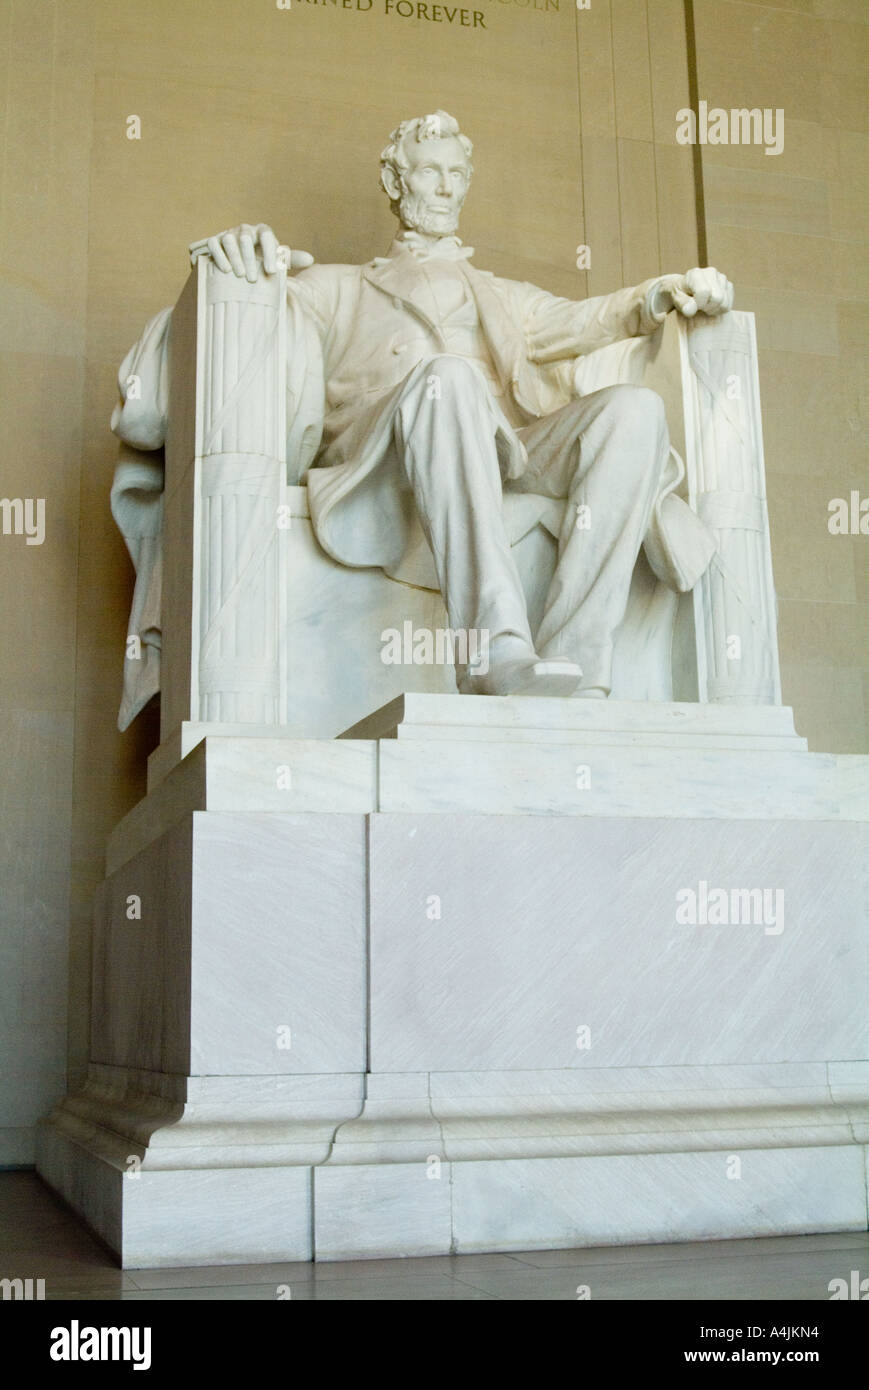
[381,164,402,203]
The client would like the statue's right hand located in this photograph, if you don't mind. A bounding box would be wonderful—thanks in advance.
[190,224,314,281]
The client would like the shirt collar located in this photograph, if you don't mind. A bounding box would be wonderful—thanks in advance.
[387,229,475,263]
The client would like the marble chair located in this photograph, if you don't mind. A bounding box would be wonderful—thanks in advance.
[114,256,783,768]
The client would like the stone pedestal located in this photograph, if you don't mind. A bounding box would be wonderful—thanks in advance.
[37,697,869,1266]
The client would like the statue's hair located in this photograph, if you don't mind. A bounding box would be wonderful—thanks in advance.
[380,110,473,214]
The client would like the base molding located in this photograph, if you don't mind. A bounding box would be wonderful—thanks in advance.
[37,1061,869,1266]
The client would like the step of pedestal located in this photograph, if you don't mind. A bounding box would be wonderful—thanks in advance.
[109,723,869,876]
[341,694,809,748]
[148,699,808,794]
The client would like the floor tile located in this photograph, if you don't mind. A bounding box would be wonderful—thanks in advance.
[309,1276,497,1301]
[506,1230,869,1270]
[127,1250,522,1289]
[452,1248,869,1302]
[120,1284,317,1301]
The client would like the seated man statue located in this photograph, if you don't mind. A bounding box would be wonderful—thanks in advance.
[114,109,733,700]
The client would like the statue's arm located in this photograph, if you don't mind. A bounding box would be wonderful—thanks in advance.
[520,267,734,364]
[110,306,173,450]
[287,263,345,343]
[286,271,332,481]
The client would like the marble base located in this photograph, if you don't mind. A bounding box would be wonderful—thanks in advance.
[107,697,866,876]
[38,1119,314,1267]
[315,1146,867,1262]
[37,699,869,1265]
[37,1060,869,1265]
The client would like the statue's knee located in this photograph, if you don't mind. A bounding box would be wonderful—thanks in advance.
[635,385,666,428]
[600,380,661,417]
[588,387,668,471]
[425,354,484,396]
[604,383,667,432]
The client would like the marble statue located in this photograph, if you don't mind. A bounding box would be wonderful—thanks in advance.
[112,109,733,709]
[40,113,868,1272]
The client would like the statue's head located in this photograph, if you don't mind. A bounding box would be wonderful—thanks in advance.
[380,110,474,237]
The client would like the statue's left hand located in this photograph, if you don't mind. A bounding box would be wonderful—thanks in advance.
[664,267,734,318]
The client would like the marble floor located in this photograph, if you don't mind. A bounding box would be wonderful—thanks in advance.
[2,1173,866,1301]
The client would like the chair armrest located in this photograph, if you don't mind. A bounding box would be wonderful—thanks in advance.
[574,310,781,704]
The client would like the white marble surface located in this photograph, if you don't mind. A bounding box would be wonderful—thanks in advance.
[38,1052,869,1264]
[40,706,869,1265]
[46,1062,365,1171]
[449,1146,867,1254]
[342,692,806,747]
[427,1061,838,1097]
[123,1166,313,1268]
[45,1057,869,1170]
[94,813,368,1076]
[108,701,859,882]
[147,721,303,792]
[835,754,869,820]
[376,740,866,821]
[309,1145,868,1262]
[107,736,376,874]
[191,813,367,1076]
[38,1122,313,1267]
[322,1059,869,1165]
[368,814,868,1072]
[314,1161,453,1262]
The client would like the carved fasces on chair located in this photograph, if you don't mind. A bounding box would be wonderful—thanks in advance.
[574,310,781,706]
[162,256,290,736]
[682,312,781,705]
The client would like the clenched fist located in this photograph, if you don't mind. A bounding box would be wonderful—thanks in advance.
[658,266,734,318]
[189,223,314,281]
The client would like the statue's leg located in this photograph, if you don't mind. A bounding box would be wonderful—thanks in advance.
[514,384,669,696]
[393,354,581,695]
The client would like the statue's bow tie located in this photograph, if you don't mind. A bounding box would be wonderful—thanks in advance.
[392,232,475,262]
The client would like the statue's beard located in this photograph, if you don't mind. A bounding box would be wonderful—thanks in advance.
[398,189,461,237]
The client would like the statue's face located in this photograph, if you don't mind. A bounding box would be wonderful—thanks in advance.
[396,135,471,236]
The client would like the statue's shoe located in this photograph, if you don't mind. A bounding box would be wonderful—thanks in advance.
[459,656,582,697]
